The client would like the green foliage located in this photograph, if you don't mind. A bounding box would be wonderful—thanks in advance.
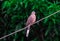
[0,0,60,41]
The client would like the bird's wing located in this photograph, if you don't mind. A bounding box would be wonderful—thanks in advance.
[26,15,34,26]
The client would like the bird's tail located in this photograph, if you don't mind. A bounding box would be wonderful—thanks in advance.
[26,26,30,37]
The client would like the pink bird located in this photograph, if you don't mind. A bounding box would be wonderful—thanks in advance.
[26,11,36,37]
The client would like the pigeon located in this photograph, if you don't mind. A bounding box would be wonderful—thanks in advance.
[26,11,36,37]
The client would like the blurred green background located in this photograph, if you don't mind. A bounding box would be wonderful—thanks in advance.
[0,0,60,41]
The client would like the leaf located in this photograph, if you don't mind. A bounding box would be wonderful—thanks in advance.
[2,1,11,9]
[45,23,51,36]
[52,19,56,24]
[25,2,28,8]
[32,5,35,10]
[11,15,17,23]
[43,19,48,24]
[6,8,11,14]
[13,3,18,11]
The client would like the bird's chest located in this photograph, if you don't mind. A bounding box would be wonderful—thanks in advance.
[26,15,36,25]
[29,15,36,23]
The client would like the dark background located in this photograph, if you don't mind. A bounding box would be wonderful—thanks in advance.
[0,0,60,41]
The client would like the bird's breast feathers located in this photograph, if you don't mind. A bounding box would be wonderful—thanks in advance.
[26,14,36,25]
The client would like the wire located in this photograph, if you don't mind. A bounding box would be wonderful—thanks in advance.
[34,10,60,24]
[0,10,60,40]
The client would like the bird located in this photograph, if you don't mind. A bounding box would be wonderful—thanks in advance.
[26,11,36,37]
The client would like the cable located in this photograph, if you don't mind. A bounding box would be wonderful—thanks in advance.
[0,10,60,40]
[34,10,60,24]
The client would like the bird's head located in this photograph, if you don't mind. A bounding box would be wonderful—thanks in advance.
[31,11,36,15]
